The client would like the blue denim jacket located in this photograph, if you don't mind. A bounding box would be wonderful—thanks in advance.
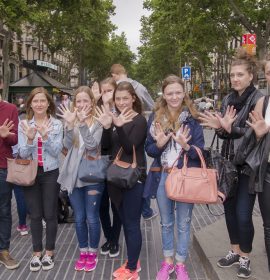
[143,112,205,198]
[18,116,63,172]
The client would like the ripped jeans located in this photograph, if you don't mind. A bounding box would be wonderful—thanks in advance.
[156,172,194,263]
[69,184,104,251]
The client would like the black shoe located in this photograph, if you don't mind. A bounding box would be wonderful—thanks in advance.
[217,250,240,268]
[41,255,54,271]
[100,241,111,255]
[237,257,251,278]
[30,255,42,272]
[109,244,120,258]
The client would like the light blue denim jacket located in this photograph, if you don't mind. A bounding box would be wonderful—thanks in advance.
[18,116,63,172]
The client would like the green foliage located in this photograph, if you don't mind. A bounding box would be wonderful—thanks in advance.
[135,0,270,92]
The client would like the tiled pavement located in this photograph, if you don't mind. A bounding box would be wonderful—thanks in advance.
[0,129,262,280]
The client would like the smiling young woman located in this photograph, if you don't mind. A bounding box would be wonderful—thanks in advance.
[144,75,204,280]
[199,48,264,279]
[18,87,63,272]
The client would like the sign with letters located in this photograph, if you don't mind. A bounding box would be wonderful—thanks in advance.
[181,66,191,80]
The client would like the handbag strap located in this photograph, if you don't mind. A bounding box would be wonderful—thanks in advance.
[210,132,219,151]
[206,204,224,216]
[183,145,207,171]
[115,146,137,166]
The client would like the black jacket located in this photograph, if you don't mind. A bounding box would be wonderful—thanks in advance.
[216,88,263,160]
[234,96,270,193]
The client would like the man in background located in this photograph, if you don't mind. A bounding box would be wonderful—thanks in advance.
[0,74,20,270]
[110,64,154,111]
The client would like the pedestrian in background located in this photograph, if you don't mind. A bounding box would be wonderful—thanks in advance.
[145,75,204,280]
[199,48,263,278]
[0,74,20,270]
[57,86,104,272]
[18,87,63,272]
[96,81,147,280]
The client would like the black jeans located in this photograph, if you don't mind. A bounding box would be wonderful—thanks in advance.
[0,169,12,251]
[119,182,143,271]
[224,172,256,253]
[258,180,270,270]
[23,167,60,252]
[99,183,122,245]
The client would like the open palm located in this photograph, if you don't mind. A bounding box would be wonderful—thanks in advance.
[246,111,270,139]
[0,119,15,138]
[57,104,77,125]
[95,105,112,129]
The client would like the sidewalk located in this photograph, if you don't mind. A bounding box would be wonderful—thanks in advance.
[1,129,266,279]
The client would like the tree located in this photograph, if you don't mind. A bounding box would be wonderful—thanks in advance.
[0,0,30,100]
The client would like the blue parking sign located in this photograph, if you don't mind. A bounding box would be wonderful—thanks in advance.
[181,66,191,80]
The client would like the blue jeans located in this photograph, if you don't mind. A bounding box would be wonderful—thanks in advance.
[69,184,104,251]
[156,172,194,263]
[13,185,27,226]
[141,197,154,218]
[0,169,12,251]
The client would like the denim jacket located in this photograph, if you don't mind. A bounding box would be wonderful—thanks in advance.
[143,112,205,198]
[18,116,63,172]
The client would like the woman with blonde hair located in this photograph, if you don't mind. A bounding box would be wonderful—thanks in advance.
[144,75,204,280]
[18,87,63,271]
[57,86,104,272]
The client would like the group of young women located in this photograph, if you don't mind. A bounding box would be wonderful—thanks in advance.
[14,48,270,280]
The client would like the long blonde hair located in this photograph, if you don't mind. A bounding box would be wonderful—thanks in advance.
[154,75,198,133]
[72,86,96,147]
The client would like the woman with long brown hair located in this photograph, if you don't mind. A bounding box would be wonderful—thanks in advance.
[18,87,63,271]
[95,81,147,280]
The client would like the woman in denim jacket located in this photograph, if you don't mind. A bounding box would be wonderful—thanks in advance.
[145,75,204,280]
[18,87,63,272]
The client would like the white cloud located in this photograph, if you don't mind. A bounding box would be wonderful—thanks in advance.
[111,0,151,54]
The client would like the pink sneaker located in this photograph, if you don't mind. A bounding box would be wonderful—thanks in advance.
[84,252,98,272]
[156,261,174,280]
[16,225,29,236]
[113,260,141,278]
[175,263,190,280]
[74,252,88,271]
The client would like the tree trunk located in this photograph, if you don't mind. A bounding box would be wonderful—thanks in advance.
[2,29,11,101]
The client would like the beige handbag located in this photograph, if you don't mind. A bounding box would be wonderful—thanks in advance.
[6,158,38,186]
[165,146,218,204]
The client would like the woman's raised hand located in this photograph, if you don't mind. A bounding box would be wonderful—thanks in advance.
[94,105,112,129]
[199,111,221,129]
[246,110,270,139]
[111,107,136,127]
[217,105,237,133]
[102,90,114,105]
[172,125,192,150]
[35,119,53,140]
[0,119,15,138]
[153,123,172,149]
[76,105,92,123]
[92,81,102,102]
[21,121,37,141]
[57,104,77,126]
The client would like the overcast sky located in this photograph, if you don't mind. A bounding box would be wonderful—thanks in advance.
[111,0,151,54]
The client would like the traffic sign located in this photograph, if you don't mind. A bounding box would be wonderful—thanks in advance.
[181,66,191,80]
